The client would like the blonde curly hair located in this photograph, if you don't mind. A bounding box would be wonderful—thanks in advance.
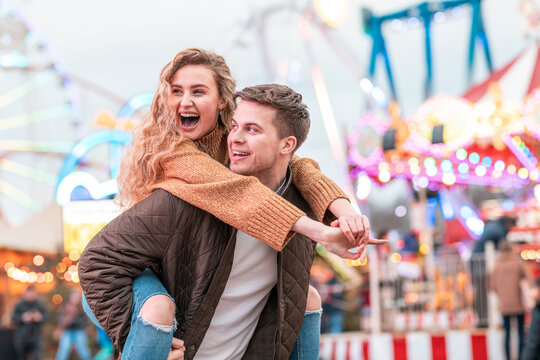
[117,48,236,207]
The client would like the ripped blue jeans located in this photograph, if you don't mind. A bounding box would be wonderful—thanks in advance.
[83,269,320,360]
[82,269,176,360]
[291,309,322,360]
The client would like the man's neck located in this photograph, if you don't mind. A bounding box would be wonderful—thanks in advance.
[257,163,289,192]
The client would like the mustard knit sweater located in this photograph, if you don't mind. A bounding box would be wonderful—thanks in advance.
[153,124,348,251]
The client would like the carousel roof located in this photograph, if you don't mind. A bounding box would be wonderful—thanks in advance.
[348,43,540,190]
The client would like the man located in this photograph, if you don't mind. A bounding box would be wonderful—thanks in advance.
[472,216,517,254]
[489,241,530,360]
[471,216,517,327]
[79,84,382,359]
[523,276,540,360]
[11,285,48,360]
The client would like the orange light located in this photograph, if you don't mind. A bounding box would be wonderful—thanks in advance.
[36,273,45,283]
[69,251,80,262]
[3,262,14,271]
[28,272,37,283]
[419,243,430,255]
[56,263,67,273]
[405,292,419,303]
[44,272,54,283]
[33,255,44,266]
[62,257,72,267]
[346,257,368,267]
[7,267,16,277]
[52,294,63,305]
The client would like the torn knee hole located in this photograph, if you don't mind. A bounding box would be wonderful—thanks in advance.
[137,312,177,333]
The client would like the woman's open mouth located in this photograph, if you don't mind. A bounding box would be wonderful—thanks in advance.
[180,113,200,130]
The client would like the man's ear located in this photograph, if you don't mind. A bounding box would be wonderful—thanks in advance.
[280,136,297,155]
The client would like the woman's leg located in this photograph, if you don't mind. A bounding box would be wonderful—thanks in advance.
[290,286,322,360]
[82,269,176,360]
[120,269,176,360]
[82,294,103,329]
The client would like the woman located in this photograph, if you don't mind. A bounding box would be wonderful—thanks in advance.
[82,48,374,359]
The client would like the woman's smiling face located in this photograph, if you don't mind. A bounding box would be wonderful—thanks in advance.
[169,65,224,140]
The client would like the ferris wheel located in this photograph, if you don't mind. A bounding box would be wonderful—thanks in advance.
[216,1,388,161]
[0,2,83,229]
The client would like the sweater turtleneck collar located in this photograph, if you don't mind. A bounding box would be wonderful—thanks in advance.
[195,123,229,165]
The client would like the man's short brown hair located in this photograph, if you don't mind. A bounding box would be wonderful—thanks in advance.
[235,84,310,151]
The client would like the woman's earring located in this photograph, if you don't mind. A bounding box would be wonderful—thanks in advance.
[219,110,222,116]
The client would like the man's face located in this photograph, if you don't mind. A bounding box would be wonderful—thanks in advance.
[23,288,37,302]
[228,101,283,180]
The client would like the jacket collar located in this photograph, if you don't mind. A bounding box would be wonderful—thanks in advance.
[275,166,292,196]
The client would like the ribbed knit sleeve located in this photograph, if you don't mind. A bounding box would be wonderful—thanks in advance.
[154,135,305,251]
[290,155,349,222]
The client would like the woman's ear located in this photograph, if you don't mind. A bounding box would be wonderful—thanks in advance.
[218,98,226,111]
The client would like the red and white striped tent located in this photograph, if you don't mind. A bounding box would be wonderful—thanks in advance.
[463,43,540,102]
[320,330,504,360]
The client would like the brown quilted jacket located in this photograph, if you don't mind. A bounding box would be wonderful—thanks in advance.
[79,176,316,359]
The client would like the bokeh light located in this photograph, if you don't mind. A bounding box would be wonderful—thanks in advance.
[33,255,44,266]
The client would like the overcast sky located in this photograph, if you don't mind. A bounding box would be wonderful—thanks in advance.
[1,0,532,228]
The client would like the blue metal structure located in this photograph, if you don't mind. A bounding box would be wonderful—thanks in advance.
[362,0,492,100]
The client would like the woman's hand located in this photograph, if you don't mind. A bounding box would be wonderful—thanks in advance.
[330,214,371,248]
[168,338,185,360]
[328,199,372,247]
[292,216,386,260]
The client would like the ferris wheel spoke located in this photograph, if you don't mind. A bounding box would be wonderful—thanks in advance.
[0,140,73,153]
[0,69,56,109]
[0,4,81,230]
[0,104,74,132]
[0,179,43,212]
[0,159,56,185]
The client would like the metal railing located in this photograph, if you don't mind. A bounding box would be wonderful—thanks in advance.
[357,244,496,333]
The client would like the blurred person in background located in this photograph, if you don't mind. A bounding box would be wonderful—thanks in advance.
[54,291,91,360]
[489,241,530,360]
[316,268,346,334]
[0,293,5,326]
[473,216,517,254]
[11,285,48,360]
[472,216,517,327]
[523,276,540,360]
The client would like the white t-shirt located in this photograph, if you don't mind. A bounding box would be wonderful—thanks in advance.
[194,230,278,359]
